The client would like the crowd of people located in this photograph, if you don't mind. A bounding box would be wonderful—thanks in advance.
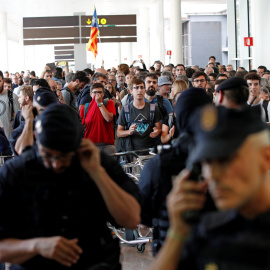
[0,56,270,269]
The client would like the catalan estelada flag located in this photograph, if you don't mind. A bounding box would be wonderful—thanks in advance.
[86,7,99,59]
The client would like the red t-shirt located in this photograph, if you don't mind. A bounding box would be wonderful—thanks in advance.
[80,99,116,145]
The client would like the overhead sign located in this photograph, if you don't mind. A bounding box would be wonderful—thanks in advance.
[54,46,74,62]
[81,15,136,26]
[23,15,137,46]
[244,37,253,46]
[167,50,172,56]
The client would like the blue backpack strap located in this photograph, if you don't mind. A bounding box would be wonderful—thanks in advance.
[150,103,156,127]
[83,103,90,124]
[123,104,131,129]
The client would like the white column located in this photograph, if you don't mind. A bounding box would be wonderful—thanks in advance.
[250,0,270,69]
[227,0,236,68]
[170,0,183,65]
[117,43,121,65]
[0,12,8,71]
[239,0,249,70]
[137,7,150,67]
[121,42,132,65]
[149,2,159,66]
[159,0,165,65]
[74,44,87,71]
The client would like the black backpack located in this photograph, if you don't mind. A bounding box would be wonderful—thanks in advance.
[8,90,14,121]
[156,95,168,119]
[263,100,269,122]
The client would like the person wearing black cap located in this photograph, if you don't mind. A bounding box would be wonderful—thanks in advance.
[139,88,213,256]
[151,105,270,270]
[10,87,58,155]
[0,103,140,270]
[215,77,249,108]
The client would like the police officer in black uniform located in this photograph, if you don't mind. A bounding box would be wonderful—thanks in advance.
[151,105,270,270]
[0,104,140,270]
[139,88,213,255]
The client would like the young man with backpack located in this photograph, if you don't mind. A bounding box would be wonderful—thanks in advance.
[0,74,19,140]
[80,83,116,155]
[144,73,173,119]
[61,71,89,112]
[117,78,162,151]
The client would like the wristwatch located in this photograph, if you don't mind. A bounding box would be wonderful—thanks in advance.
[97,103,103,107]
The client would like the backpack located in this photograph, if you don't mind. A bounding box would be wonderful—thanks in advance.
[8,90,14,121]
[262,100,269,122]
[156,95,168,119]
[82,100,108,137]
[61,87,74,106]
[123,103,156,130]
[126,93,134,105]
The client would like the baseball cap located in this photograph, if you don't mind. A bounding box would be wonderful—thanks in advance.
[158,76,172,86]
[174,88,212,133]
[35,103,82,152]
[216,77,248,92]
[34,87,58,106]
[188,104,268,164]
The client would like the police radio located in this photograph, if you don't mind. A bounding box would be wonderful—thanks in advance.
[182,162,203,224]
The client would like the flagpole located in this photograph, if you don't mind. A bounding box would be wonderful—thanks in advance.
[98,32,104,68]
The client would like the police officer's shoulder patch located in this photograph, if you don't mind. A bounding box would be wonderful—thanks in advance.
[35,119,42,135]
[200,105,217,132]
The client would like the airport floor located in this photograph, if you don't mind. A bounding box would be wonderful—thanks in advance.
[120,243,154,270]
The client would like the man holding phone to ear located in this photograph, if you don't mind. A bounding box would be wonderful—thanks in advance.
[151,105,270,270]
[0,103,140,270]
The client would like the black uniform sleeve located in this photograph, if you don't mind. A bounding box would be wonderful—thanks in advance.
[9,123,25,155]
[139,156,160,227]
[0,159,26,239]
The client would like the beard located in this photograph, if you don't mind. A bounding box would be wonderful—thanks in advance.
[146,87,156,96]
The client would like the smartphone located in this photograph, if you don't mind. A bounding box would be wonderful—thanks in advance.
[156,60,160,63]
[182,163,203,224]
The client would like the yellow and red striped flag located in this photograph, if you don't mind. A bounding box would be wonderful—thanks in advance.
[86,7,100,59]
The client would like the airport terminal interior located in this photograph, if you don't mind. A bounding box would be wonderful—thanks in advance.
[1,0,270,269]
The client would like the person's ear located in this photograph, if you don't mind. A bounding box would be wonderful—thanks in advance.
[219,91,224,104]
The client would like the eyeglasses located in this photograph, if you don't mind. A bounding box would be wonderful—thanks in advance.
[50,86,56,91]
[193,79,206,83]
[108,79,116,82]
[92,91,103,94]
[117,76,125,78]
[39,152,75,163]
[133,86,145,90]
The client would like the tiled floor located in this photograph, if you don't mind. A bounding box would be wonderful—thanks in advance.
[121,243,154,270]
